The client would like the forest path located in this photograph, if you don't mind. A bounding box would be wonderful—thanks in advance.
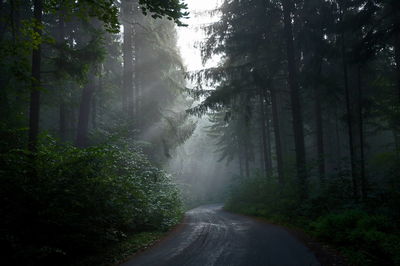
[120,204,320,266]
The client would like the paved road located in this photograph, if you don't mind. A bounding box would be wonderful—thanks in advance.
[121,204,320,266]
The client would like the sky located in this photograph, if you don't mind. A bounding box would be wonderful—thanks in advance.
[177,0,221,72]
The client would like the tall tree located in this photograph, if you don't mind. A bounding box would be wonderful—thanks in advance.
[28,0,43,152]
[122,0,134,118]
[282,0,307,197]
[76,68,96,147]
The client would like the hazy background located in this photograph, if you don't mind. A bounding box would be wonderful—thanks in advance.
[167,0,233,207]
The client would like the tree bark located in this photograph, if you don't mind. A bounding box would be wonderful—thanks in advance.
[357,65,367,200]
[59,101,67,141]
[238,136,244,177]
[76,70,95,147]
[58,7,67,141]
[244,141,250,178]
[314,61,325,182]
[258,87,272,177]
[282,0,307,197]
[122,0,134,119]
[341,31,358,199]
[264,94,273,176]
[395,32,400,103]
[28,0,43,152]
[10,0,21,45]
[92,89,97,129]
[271,86,284,184]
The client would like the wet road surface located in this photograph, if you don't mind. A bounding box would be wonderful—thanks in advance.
[121,204,320,266]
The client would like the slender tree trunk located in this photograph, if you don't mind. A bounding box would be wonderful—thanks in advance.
[282,0,307,197]
[335,106,342,169]
[314,61,325,182]
[122,0,134,119]
[258,87,272,176]
[393,32,400,156]
[10,0,20,44]
[238,136,244,177]
[0,2,7,41]
[357,65,367,200]
[92,89,97,129]
[134,19,141,127]
[341,32,358,200]
[271,86,284,183]
[395,32,400,103]
[264,96,273,176]
[28,0,43,152]
[58,8,67,141]
[244,141,250,178]
[59,101,67,140]
[76,70,95,147]
[93,66,103,129]
[259,134,264,174]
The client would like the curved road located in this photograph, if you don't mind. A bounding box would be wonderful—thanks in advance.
[121,204,320,266]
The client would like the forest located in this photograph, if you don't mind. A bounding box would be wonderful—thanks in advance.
[0,0,399,266]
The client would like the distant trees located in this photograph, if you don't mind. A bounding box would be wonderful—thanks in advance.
[192,0,400,202]
[0,0,191,153]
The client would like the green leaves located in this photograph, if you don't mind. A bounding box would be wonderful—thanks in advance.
[0,135,182,265]
[139,0,189,26]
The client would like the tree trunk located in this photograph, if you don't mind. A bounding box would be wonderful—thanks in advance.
[92,89,97,129]
[238,136,244,177]
[58,7,67,141]
[122,0,134,119]
[282,0,307,197]
[76,70,95,147]
[59,101,67,141]
[10,0,21,44]
[357,65,367,200]
[271,86,284,184]
[395,32,400,103]
[244,141,250,178]
[314,61,325,182]
[264,95,273,176]
[28,0,42,152]
[259,87,272,177]
[341,32,358,200]
[134,14,141,127]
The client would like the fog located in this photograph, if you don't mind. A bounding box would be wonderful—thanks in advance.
[162,0,233,206]
[2,0,400,264]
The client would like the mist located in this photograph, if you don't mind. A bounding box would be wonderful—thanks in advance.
[1,0,400,265]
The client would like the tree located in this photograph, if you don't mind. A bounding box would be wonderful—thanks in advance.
[281,0,307,197]
[28,0,43,152]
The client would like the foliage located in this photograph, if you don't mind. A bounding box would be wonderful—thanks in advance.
[139,0,189,26]
[77,231,164,266]
[225,167,400,266]
[0,134,183,265]
[312,210,400,266]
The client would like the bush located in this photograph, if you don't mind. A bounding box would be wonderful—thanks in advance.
[225,173,400,266]
[312,210,400,265]
[0,136,183,265]
[225,175,301,222]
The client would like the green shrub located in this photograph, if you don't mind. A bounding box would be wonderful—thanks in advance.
[312,210,399,265]
[225,173,400,266]
[0,136,183,265]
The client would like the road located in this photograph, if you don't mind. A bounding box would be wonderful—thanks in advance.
[121,204,320,266]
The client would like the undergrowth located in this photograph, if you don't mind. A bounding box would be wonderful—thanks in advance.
[225,165,400,266]
[0,131,183,265]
